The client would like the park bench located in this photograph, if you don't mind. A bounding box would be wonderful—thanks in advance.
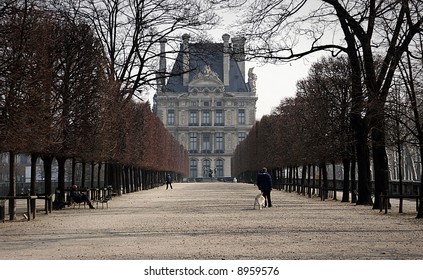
[65,187,110,209]
[90,187,110,208]
[63,188,88,208]
[95,196,109,208]
[379,193,420,214]
[0,195,38,222]
[36,193,54,214]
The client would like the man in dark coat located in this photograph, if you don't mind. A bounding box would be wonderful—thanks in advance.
[166,174,173,190]
[256,167,272,207]
[70,185,95,209]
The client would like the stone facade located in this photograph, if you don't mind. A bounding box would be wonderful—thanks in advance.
[154,34,257,181]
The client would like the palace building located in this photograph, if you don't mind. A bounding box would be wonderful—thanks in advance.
[154,34,257,181]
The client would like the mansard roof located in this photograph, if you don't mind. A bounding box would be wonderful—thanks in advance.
[165,42,250,93]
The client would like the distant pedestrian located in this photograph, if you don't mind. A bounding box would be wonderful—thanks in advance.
[166,174,173,190]
[256,167,272,207]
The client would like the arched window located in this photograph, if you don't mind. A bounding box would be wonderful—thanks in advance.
[189,159,198,178]
[216,159,224,177]
[202,159,211,177]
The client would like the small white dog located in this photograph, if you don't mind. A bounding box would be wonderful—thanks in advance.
[254,193,266,210]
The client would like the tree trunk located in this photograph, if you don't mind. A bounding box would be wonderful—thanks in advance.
[71,158,76,186]
[42,155,53,196]
[352,115,373,205]
[301,164,307,196]
[130,167,134,192]
[57,157,66,202]
[416,145,423,218]
[351,156,357,204]
[397,139,403,213]
[312,164,316,195]
[30,154,38,215]
[90,161,95,189]
[30,154,37,196]
[322,162,329,200]
[8,151,16,221]
[320,162,328,201]
[307,164,312,197]
[371,121,389,210]
[81,161,86,189]
[97,162,102,188]
[290,167,294,192]
[341,158,350,202]
[123,166,129,193]
[104,162,109,187]
[332,161,337,200]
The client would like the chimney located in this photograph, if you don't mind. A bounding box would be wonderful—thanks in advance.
[182,33,190,86]
[231,36,246,80]
[222,33,230,86]
[158,37,167,91]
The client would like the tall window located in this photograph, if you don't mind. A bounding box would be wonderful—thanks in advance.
[203,159,211,177]
[167,109,175,125]
[189,133,197,152]
[238,132,246,143]
[202,110,210,126]
[202,133,211,153]
[189,110,198,126]
[238,109,245,124]
[215,132,224,153]
[190,159,198,178]
[216,159,224,177]
[215,110,224,126]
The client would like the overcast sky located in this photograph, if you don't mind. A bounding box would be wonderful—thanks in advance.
[148,8,320,121]
[245,58,313,120]
[209,8,319,120]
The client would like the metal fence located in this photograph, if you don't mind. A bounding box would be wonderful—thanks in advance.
[0,180,105,196]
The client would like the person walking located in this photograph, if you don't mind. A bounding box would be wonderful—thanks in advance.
[166,174,173,190]
[256,167,272,207]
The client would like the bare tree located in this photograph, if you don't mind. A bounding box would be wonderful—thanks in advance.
[230,0,423,206]
[300,56,354,201]
[51,0,221,101]
[396,34,423,217]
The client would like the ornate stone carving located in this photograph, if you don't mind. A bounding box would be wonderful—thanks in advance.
[248,67,257,94]
[189,65,224,94]
[193,65,221,83]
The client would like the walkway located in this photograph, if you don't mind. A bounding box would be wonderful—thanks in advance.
[1,182,423,260]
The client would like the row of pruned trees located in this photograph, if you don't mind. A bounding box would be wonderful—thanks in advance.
[0,0,190,219]
[233,50,423,218]
[228,0,423,218]
[233,56,353,196]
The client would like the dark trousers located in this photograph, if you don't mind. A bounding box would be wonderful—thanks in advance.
[166,182,173,189]
[71,193,93,207]
[262,190,272,207]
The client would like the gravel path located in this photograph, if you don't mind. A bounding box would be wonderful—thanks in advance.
[1,182,423,260]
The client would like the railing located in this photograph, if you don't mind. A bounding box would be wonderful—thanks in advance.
[274,178,420,196]
[0,181,106,196]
